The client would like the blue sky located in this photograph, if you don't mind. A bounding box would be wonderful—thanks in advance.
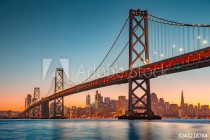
[0,0,210,110]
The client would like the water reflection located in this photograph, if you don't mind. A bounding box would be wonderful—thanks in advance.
[0,119,210,139]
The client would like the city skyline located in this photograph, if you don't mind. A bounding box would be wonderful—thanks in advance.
[1,89,210,119]
[80,90,207,106]
[66,89,210,109]
[1,0,210,111]
[54,90,210,119]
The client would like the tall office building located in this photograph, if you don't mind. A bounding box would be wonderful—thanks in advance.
[198,103,200,109]
[86,94,91,107]
[118,96,126,115]
[104,97,110,104]
[159,98,165,106]
[110,100,117,113]
[151,93,158,114]
[95,90,103,114]
[169,104,178,117]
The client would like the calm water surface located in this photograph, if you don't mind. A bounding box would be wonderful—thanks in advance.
[0,119,210,140]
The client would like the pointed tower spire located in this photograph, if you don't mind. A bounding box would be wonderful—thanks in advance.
[181,90,184,107]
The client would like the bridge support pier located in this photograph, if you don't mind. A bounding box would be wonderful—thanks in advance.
[41,101,49,119]
[119,9,161,120]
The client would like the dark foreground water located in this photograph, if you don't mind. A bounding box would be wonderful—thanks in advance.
[0,119,210,140]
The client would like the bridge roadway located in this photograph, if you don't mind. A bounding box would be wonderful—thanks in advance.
[22,46,210,114]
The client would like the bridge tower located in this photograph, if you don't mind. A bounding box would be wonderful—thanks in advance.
[32,87,41,118]
[125,9,160,119]
[53,68,64,118]
[33,87,40,102]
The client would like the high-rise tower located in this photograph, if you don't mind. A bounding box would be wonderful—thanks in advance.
[181,90,184,107]
[95,90,103,115]
[86,94,91,107]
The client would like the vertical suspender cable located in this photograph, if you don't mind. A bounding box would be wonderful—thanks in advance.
[193,26,195,51]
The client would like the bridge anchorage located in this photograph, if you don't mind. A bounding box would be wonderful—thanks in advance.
[118,9,161,120]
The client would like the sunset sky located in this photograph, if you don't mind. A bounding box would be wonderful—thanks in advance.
[0,0,210,111]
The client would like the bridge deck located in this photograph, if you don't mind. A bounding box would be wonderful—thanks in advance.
[22,46,210,113]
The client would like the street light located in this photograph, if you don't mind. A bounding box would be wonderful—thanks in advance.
[203,40,207,46]
[179,48,183,54]
[172,44,176,57]
[161,54,164,59]
[197,36,201,49]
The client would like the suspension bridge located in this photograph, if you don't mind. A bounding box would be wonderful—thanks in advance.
[21,9,210,119]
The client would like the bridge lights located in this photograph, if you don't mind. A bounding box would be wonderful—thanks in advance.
[198,36,201,39]
[161,54,164,59]
[203,40,207,45]
[172,45,176,57]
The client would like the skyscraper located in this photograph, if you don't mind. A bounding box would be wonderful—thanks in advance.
[198,103,200,109]
[151,93,158,115]
[118,96,126,115]
[86,94,91,107]
[104,97,110,104]
[95,90,103,114]
[181,90,184,107]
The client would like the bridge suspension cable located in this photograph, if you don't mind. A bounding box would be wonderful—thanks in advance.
[44,77,55,97]
[100,41,129,77]
[80,16,129,83]
[148,13,210,63]
[148,14,210,27]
